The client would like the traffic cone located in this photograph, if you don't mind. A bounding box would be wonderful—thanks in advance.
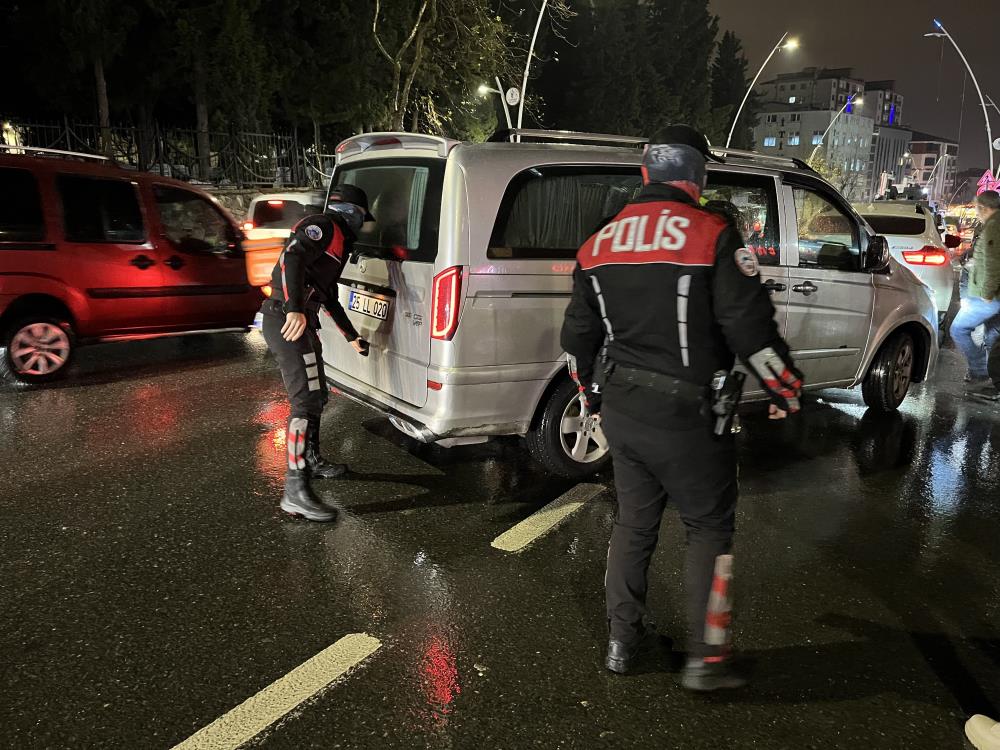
[704,554,733,659]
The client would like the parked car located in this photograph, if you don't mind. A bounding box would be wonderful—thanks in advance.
[853,200,961,324]
[0,146,263,384]
[311,132,937,477]
[242,192,325,241]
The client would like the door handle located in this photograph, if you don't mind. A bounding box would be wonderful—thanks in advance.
[129,254,156,270]
[763,279,787,293]
[792,281,818,296]
[164,255,186,271]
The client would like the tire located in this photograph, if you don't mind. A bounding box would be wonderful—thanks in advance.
[526,378,612,478]
[861,331,914,412]
[0,315,76,386]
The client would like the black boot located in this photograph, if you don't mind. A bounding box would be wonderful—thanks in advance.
[680,655,748,692]
[605,624,669,674]
[306,417,346,479]
[280,470,339,522]
[280,417,338,522]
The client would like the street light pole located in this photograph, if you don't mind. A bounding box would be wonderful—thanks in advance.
[726,31,798,149]
[516,0,549,140]
[808,93,863,166]
[925,20,994,175]
[478,77,513,130]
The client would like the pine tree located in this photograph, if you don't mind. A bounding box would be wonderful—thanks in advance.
[711,30,755,149]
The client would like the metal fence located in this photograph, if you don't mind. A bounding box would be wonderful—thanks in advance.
[0,117,310,188]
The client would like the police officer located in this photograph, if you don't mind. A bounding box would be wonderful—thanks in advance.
[261,184,373,522]
[561,136,803,691]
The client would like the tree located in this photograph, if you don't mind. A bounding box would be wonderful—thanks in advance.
[711,30,755,149]
[54,0,138,155]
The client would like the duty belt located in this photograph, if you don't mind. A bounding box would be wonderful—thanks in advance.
[607,364,707,400]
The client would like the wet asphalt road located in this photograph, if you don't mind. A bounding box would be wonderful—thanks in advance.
[1,330,998,750]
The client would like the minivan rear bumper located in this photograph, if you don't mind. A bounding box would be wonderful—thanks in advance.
[325,365,552,442]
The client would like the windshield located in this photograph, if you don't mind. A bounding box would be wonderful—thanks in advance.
[862,215,926,236]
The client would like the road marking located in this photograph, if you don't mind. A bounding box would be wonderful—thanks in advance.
[172,633,382,750]
[491,483,604,553]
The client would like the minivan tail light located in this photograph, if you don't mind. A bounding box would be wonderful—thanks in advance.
[267,200,284,206]
[431,266,463,341]
[902,246,948,266]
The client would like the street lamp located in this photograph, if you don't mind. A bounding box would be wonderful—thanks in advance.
[925,19,994,175]
[808,94,864,166]
[477,77,513,130]
[726,32,799,148]
[516,0,549,138]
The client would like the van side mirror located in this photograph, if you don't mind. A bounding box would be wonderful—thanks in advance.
[863,235,891,273]
[944,234,962,249]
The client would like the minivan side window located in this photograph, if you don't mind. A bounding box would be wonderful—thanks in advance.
[58,175,145,243]
[489,167,642,260]
[154,185,236,254]
[792,186,861,271]
[0,167,45,243]
[702,173,780,267]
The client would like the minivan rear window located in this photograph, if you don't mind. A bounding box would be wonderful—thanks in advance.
[0,167,45,242]
[252,199,322,229]
[861,215,926,236]
[334,158,444,263]
[489,167,642,259]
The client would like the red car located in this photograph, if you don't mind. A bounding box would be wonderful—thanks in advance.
[0,147,264,384]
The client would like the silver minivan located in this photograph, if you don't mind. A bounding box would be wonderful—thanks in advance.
[317,131,938,477]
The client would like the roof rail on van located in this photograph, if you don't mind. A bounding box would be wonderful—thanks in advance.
[0,144,113,163]
[507,129,648,147]
[709,147,816,173]
[335,132,460,162]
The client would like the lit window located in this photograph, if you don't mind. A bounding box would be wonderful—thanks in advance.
[812,134,823,145]
[764,137,777,147]
[788,135,801,145]
[789,96,797,104]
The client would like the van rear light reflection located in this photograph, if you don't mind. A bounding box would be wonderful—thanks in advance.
[431,266,462,340]
[902,246,948,266]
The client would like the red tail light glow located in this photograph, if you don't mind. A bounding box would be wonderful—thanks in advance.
[902,246,948,266]
[431,266,463,341]
[267,200,284,206]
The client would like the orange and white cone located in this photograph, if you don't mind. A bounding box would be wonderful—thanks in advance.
[703,554,733,660]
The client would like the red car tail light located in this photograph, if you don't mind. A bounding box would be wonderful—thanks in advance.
[902,246,948,266]
[431,266,463,341]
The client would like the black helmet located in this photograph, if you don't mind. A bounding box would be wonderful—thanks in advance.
[648,124,714,161]
[327,183,374,221]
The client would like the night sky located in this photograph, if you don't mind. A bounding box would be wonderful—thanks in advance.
[708,0,1000,171]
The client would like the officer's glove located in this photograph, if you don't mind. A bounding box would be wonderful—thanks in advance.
[351,338,370,357]
[746,347,803,414]
[584,382,603,416]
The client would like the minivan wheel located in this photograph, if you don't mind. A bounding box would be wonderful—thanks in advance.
[0,316,75,385]
[861,331,914,412]
[526,379,612,477]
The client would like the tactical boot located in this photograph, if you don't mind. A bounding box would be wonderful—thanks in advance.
[306,417,347,479]
[680,655,749,692]
[280,469,338,522]
[605,624,669,675]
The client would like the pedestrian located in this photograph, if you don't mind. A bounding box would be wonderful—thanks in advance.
[560,129,803,692]
[951,191,1000,387]
[967,715,1000,749]
[260,184,373,522]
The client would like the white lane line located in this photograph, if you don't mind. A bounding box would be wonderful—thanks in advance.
[491,483,605,553]
[172,633,382,750]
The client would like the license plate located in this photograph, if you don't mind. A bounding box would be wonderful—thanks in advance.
[349,290,389,321]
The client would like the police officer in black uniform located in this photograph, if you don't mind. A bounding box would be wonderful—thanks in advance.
[261,184,373,522]
[561,136,803,691]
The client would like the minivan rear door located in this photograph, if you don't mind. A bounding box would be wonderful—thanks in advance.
[324,156,445,408]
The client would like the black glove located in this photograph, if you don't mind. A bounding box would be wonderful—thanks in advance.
[356,338,370,357]
[586,382,603,415]
[746,347,803,413]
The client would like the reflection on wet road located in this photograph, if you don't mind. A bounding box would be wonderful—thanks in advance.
[0,332,997,749]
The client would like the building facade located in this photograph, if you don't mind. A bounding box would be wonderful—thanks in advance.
[862,81,910,199]
[909,131,960,203]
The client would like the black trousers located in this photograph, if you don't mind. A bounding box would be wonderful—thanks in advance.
[990,337,1000,389]
[601,401,737,659]
[260,301,329,420]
